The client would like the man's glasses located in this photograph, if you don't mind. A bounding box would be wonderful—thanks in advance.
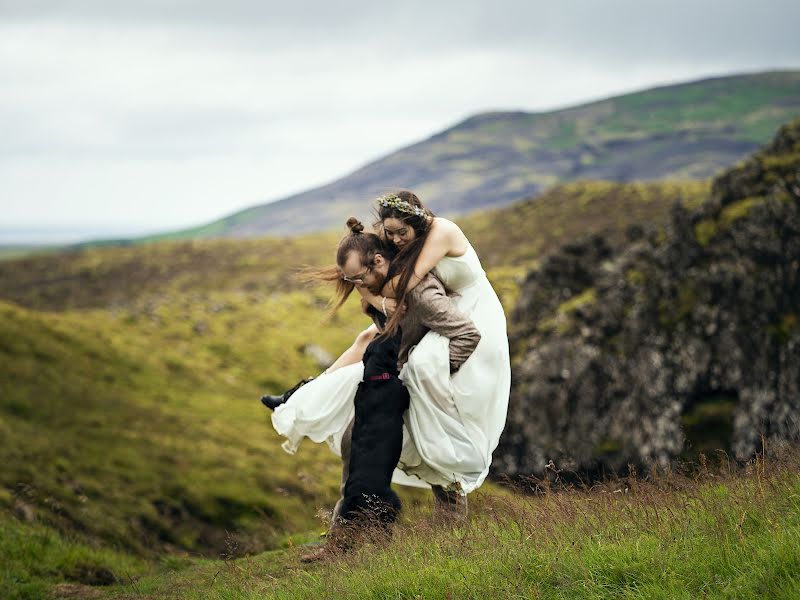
[341,265,372,284]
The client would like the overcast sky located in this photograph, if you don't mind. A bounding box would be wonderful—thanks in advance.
[2,1,800,243]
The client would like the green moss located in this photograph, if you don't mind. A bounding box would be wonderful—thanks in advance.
[558,288,597,314]
[626,269,646,285]
[413,179,706,278]
[695,219,718,246]
[759,152,800,172]
[0,516,150,599]
[537,315,574,335]
[676,284,699,319]
[486,266,528,313]
[0,290,363,561]
[536,288,597,336]
[720,196,763,227]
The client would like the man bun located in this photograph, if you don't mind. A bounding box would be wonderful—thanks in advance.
[346,217,364,234]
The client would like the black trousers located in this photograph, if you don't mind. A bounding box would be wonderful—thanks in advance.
[333,332,408,524]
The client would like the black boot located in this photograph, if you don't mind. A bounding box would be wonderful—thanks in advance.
[260,377,315,410]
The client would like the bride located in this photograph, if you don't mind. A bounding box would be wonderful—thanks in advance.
[268,190,510,494]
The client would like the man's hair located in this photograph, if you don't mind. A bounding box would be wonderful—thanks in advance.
[336,217,390,270]
[303,218,393,316]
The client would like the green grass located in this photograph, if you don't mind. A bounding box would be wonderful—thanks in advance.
[0,178,713,564]
[106,454,800,599]
[0,231,342,310]
[0,180,708,317]
[0,245,60,262]
[0,517,150,600]
[603,71,800,141]
[0,169,785,598]
[461,179,709,270]
[0,289,368,561]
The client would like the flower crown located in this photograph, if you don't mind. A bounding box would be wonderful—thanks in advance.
[377,194,427,218]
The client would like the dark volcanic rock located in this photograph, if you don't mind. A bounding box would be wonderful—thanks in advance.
[494,119,800,477]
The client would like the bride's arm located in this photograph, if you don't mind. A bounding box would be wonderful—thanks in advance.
[354,284,402,317]
[355,286,384,312]
[383,220,464,297]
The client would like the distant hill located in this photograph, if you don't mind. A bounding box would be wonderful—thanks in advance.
[149,70,800,241]
[0,181,708,312]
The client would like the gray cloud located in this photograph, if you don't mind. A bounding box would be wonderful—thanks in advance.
[1,0,799,237]
[3,1,799,60]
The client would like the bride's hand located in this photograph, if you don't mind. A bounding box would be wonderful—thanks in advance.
[381,297,399,316]
[385,299,407,320]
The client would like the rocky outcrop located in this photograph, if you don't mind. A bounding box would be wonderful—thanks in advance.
[494,119,800,477]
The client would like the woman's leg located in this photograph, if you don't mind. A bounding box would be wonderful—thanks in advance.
[325,324,378,374]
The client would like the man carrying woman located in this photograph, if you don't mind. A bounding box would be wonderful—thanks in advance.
[262,191,511,552]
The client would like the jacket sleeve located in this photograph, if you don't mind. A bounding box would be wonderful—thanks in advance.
[410,279,481,373]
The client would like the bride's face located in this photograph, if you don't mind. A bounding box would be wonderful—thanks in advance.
[382,217,416,249]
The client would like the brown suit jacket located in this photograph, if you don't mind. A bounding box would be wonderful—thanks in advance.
[397,274,481,373]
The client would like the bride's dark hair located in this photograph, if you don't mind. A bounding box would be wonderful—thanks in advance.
[375,190,435,337]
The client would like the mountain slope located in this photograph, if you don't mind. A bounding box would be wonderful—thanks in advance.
[0,297,358,559]
[156,70,800,240]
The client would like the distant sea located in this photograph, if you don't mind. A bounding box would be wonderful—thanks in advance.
[0,225,162,246]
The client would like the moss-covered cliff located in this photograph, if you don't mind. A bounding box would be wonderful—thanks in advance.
[495,118,800,476]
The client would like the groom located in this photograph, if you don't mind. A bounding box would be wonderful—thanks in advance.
[348,240,481,379]
[301,233,480,560]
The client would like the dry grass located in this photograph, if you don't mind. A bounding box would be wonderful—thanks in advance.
[113,448,800,599]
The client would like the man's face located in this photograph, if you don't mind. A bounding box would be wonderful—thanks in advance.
[341,251,389,295]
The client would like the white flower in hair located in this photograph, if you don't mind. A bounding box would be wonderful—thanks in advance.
[377,194,426,217]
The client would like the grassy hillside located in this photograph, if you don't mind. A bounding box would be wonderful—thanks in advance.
[49,454,800,599]
[461,180,709,267]
[152,70,800,239]
[0,290,400,597]
[0,295,365,549]
[0,246,52,262]
[0,180,708,314]
[0,233,340,311]
[0,177,743,598]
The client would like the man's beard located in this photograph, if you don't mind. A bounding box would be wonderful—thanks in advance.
[367,276,386,295]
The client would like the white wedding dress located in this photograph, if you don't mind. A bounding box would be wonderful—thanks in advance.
[271,244,511,493]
